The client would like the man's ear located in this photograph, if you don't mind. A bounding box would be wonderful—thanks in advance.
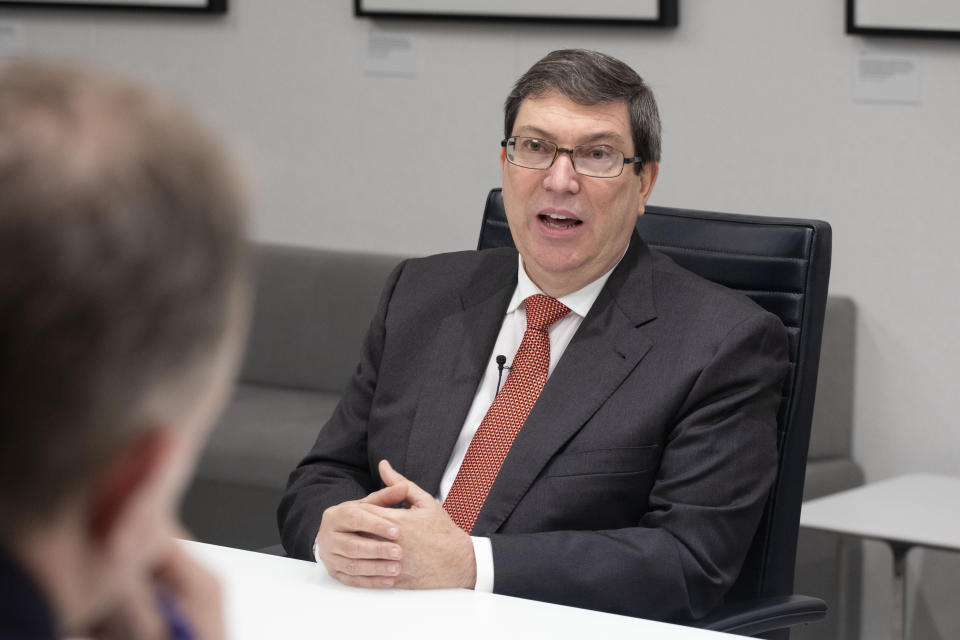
[500,147,507,167]
[87,427,175,545]
[637,162,660,215]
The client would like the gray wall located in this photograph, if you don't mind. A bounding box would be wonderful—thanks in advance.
[3,1,957,638]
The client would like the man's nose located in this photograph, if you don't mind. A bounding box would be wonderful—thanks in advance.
[542,151,580,194]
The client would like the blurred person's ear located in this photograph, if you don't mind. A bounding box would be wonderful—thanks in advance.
[86,427,178,548]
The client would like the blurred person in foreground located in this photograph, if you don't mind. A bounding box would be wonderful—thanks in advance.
[0,60,251,639]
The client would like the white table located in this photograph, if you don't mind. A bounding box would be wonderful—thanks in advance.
[183,540,737,640]
[799,473,960,640]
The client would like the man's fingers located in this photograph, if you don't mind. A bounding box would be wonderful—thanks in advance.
[327,555,401,579]
[88,542,224,640]
[155,541,213,590]
[87,577,166,640]
[331,572,396,589]
[331,503,399,539]
[360,481,408,508]
[154,542,225,640]
[378,459,434,508]
[331,531,402,561]
[378,458,405,487]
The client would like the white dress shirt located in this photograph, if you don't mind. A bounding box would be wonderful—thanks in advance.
[436,254,620,593]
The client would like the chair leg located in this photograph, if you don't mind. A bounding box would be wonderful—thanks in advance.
[890,543,911,640]
[835,535,849,639]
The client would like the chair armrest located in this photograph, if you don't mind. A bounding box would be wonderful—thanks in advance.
[693,595,827,636]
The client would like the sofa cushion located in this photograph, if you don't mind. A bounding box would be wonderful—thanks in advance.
[197,383,339,490]
[240,245,407,392]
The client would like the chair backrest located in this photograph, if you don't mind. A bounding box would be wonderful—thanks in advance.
[477,187,832,605]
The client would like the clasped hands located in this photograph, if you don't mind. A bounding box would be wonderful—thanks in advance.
[314,459,477,590]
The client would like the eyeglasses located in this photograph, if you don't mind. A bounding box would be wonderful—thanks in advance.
[501,136,643,178]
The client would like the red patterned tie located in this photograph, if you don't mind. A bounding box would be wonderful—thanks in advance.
[443,294,571,533]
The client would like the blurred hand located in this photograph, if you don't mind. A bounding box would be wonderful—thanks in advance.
[89,540,224,640]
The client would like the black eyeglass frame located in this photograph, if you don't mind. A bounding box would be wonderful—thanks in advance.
[500,136,644,178]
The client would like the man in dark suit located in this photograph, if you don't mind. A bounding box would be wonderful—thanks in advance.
[279,49,788,622]
[0,61,250,639]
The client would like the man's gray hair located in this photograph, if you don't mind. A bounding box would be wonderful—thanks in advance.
[504,49,662,173]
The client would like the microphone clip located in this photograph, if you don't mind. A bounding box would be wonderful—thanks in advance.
[495,355,511,394]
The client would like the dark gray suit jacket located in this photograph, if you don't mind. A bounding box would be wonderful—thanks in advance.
[279,232,788,622]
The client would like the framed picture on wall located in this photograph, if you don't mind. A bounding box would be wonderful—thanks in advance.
[355,0,678,27]
[847,0,960,39]
[0,0,226,12]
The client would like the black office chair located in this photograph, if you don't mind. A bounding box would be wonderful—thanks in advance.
[478,188,831,639]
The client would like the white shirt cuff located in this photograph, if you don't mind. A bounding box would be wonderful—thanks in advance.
[313,536,321,564]
[470,536,494,593]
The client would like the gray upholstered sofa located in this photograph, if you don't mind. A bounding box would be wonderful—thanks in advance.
[182,244,407,551]
[182,246,864,625]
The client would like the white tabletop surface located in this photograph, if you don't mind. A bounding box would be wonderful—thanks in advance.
[183,540,736,640]
[799,473,960,552]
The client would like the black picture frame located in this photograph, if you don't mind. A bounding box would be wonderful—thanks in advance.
[0,0,226,13]
[355,0,678,28]
[847,0,960,40]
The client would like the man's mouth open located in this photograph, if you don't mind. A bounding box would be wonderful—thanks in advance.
[538,212,583,230]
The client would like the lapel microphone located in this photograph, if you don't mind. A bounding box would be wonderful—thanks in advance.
[496,354,511,394]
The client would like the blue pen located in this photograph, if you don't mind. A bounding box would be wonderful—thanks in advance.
[156,587,196,640]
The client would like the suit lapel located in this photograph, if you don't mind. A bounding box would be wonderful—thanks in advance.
[472,233,659,534]
[402,250,517,496]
